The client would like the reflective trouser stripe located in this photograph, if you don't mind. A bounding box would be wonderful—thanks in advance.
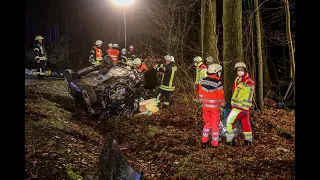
[211,132,219,141]
[202,128,210,138]
[226,108,242,142]
[243,132,253,141]
[164,102,169,105]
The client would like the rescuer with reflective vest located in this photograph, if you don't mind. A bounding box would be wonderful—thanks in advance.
[193,56,207,101]
[154,55,177,108]
[108,44,120,65]
[133,58,148,73]
[34,35,48,77]
[89,40,104,65]
[226,62,255,146]
[128,45,136,60]
[119,48,129,67]
[106,43,113,53]
[198,63,225,148]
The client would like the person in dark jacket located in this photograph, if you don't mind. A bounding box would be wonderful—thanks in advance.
[127,45,136,60]
[153,55,177,108]
[34,35,48,78]
[119,48,129,67]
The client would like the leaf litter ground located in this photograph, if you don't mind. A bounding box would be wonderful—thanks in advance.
[25,80,295,180]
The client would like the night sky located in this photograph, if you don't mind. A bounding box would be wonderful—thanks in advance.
[25,0,146,49]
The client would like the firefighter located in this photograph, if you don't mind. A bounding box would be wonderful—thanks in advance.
[108,44,120,65]
[89,40,104,65]
[34,35,48,78]
[154,55,177,108]
[125,60,134,70]
[199,63,225,148]
[193,56,207,101]
[132,58,148,73]
[119,48,129,67]
[106,43,113,54]
[226,62,255,146]
[128,45,136,60]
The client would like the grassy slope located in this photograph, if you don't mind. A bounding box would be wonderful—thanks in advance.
[25,80,295,180]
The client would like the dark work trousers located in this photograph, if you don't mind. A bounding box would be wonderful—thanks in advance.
[37,60,46,74]
[156,88,172,107]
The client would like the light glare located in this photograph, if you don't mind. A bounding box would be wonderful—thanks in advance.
[111,0,134,7]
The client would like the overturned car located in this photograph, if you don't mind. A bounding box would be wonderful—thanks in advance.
[63,56,158,118]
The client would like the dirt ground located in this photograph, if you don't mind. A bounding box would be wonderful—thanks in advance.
[25,80,295,180]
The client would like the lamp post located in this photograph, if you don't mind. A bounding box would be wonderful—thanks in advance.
[111,0,134,48]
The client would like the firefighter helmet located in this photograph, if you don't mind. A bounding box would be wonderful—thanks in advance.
[207,63,222,74]
[108,43,112,47]
[95,40,103,46]
[170,56,175,62]
[121,48,127,54]
[133,58,142,65]
[234,62,247,70]
[193,56,202,62]
[112,44,118,48]
[129,45,134,49]
[164,55,171,61]
[35,36,44,40]
[206,56,214,65]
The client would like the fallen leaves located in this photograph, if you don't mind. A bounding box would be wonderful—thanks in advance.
[25,80,295,180]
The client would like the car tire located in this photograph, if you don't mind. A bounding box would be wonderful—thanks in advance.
[82,86,97,107]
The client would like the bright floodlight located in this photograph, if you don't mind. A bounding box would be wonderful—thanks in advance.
[111,0,134,7]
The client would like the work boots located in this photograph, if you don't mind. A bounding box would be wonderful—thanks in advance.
[201,141,210,149]
[244,140,252,146]
[227,139,236,146]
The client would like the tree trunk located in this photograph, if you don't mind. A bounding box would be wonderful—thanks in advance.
[254,0,264,112]
[205,0,219,64]
[201,0,205,58]
[283,0,295,80]
[222,0,243,103]
[259,6,270,98]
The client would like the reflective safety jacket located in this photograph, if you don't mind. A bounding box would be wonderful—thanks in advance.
[137,63,148,73]
[90,46,103,65]
[119,54,128,66]
[195,62,207,84]
[198,75,225,111]
[231,72,255,111]
[108,48,120,64]
[34,43,47,61]
[155,62,177,91]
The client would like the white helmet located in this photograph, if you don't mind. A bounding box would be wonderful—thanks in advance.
[164,55,171,61]
[126,60,133,67]
[206,56,214,64]
[193,56,202,62]
[95,40,103,46]
[133,58,142,65]
[207,63,223,74]
[170,56,174,62]
[35,35,44,40]
[108,43,112,47]
[112,44,118,48]
[121,48,127,54]
[129,45,134,49]
[234,62,247,70]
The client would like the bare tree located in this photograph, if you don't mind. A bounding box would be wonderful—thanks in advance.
[204,0,219,64]
[254,0,265,111]
[222,0,243,103]
[141,0,199,64]
[283,0,295,80]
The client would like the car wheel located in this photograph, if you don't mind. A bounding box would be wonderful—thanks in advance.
[82,86,97,107]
